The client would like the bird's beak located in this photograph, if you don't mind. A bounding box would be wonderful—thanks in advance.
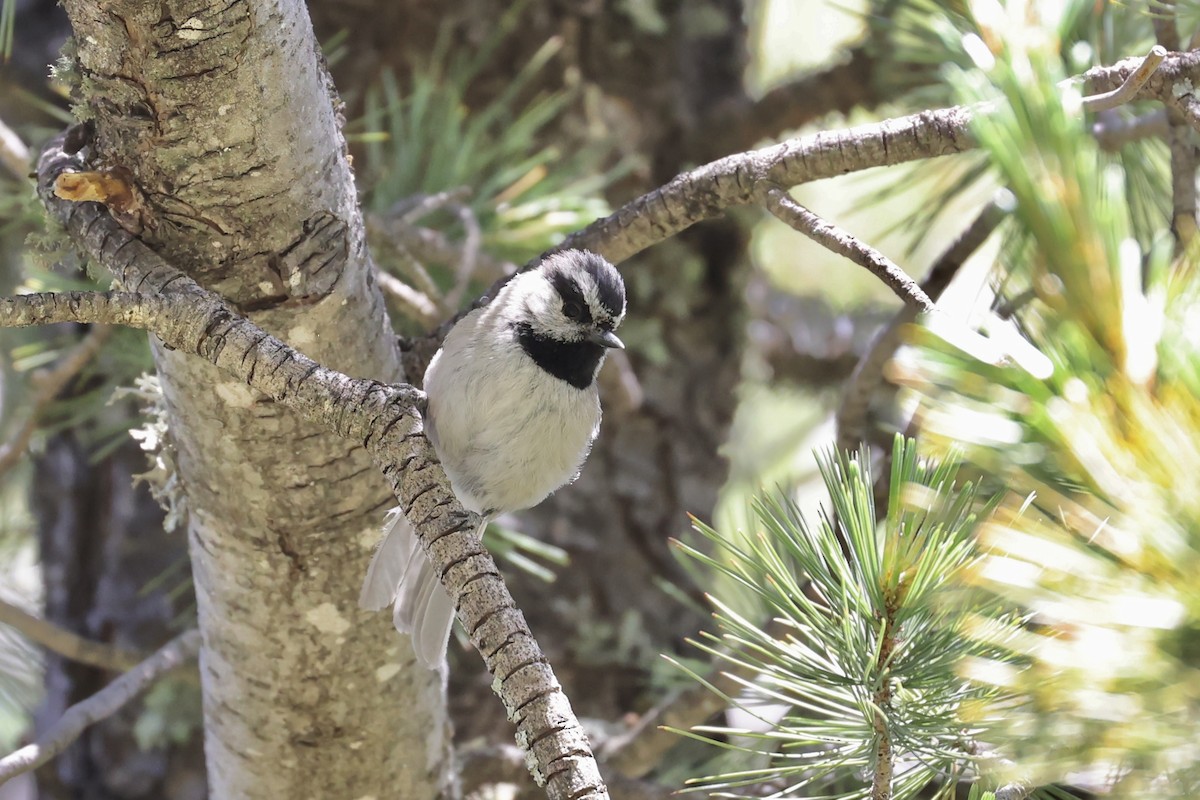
[588,328,625,350]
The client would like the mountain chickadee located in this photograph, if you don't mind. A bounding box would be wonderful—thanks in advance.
[360,249,626,669]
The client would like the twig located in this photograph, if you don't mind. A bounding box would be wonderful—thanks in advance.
[0,325,112,476]
[761,187,934,312]
[995,287,1037,320]
[0,599,144,672]
[601,670,739,779]
[835,201,1004,453]
[392,186,473,223]
[441,201,482,312]
[1081,46,1167,112]
[0,629,200,786]
[0,116,30,182]
[395,222,515,286]
[366,215,445,304]
[375,267,441,328]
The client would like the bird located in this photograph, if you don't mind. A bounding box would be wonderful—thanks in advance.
[360,249,626,670]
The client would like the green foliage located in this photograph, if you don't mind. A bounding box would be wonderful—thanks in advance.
[669,438,1011,799]
[892,0,1200,793]
[0,0,13,62]
[859,0,1170,254]
[355,7,624,268]
[133,672,202,750]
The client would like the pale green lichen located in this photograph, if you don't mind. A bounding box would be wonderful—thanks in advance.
[113,373,188,533]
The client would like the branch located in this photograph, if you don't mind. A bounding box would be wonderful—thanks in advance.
[375,267,441,328]
[567,50,1200,267]
[746,286,896,387]
[0,629,200,786]
[761,187,934,312]
[1080,46,1166,112]
[601,663,748,779]
[0,599,144,672]
[0,325,112,476]
[15,135,610,800]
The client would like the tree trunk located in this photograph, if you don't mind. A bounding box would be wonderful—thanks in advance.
[56,0,450,796]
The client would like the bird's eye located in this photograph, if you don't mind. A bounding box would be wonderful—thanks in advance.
[563,301,584,320]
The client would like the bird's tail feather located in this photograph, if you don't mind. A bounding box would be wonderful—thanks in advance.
[360,508,456,670]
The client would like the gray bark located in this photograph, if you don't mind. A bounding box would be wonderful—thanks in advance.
[56,0,450,796]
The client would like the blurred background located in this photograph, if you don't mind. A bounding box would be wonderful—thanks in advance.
[0,0,1196,798]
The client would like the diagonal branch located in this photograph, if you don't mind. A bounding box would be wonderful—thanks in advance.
[0,629,200,786]
[761,187,934,312]
[0,599,144,672]
[563,50,1200,268]
[0,325,112,476]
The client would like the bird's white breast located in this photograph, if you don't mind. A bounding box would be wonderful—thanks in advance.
[424,304,602,515]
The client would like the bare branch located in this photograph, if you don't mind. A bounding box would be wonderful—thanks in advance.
[411,50,1200,357]
[559,104,978,267]
[762,187,934,312]
[0,629,200,786]
[0,599,144,672]
[1081,46,1167,112]
[601,667,741,780]
[0,325,112,476]
[568,49,1200,267]
[375,267,441,328]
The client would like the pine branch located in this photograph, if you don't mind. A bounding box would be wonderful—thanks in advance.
[0,629,200,786]
[413,49,1200,357]
[0,599,144,672]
